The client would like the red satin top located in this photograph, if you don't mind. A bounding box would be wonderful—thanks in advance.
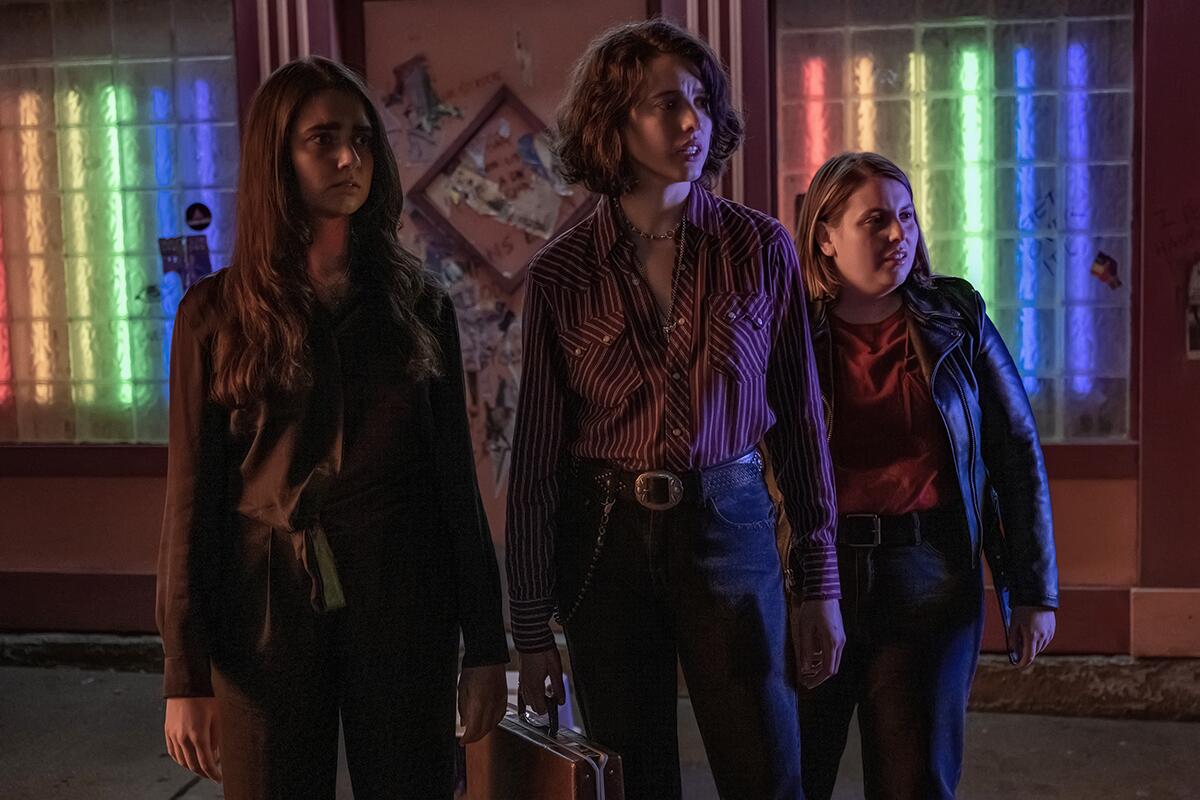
[828,306,956,515]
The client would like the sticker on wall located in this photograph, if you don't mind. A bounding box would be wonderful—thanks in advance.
[421,242,522,493]
[514,28,535,88]
[159,235,213,291]
[1090,250,1122,290]
[385,54,462,166]
[518,132,573,196]
[185,202,212,232]
[408,85,594,293]
[1187,260,1200,360]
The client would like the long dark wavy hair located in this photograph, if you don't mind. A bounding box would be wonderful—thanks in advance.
[211,56,440,408]
[554,19,744,197]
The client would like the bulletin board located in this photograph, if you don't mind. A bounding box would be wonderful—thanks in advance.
[407,85,595,292]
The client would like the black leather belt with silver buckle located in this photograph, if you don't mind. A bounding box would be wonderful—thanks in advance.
[573,451,760,512]
[633,470,686,511]
[837,506,963,548]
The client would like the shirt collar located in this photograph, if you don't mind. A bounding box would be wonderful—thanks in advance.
[593,182,723,264]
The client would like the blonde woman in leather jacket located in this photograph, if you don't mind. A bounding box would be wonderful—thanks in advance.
[787,151,1058,800]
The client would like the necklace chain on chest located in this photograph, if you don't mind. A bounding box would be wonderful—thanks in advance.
[632,217,687,337]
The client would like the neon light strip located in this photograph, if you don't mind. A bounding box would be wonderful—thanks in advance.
[1014,47,1040,380]
[1066,43,1094,395]
[19,92,55,404]
[0,164,9,403]
[62,84,135,407]
[802,58,827,173]
[152,86,181,390]
[909,52,929,232]
[959,50,989,298]
[61,88,95,403]
[855,56,876,152]
[104,84,134,407]
[193,80,219,256]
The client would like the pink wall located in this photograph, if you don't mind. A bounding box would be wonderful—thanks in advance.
[362,0,646,546]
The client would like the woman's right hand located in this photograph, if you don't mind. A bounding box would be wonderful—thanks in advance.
[164,696,222,783]
[518,647,566,715]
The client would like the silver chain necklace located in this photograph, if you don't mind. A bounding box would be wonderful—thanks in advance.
[631,217,688,337]
[616,196,685,241]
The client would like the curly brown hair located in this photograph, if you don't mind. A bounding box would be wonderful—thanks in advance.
[554,19,744,197]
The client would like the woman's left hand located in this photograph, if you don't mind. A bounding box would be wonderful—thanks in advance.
[1011,606,1056,669]
[458,664,508,743]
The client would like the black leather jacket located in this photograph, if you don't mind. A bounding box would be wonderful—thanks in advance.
[811,276,1059,609]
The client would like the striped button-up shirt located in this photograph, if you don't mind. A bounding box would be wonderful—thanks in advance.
[506,185,838,652]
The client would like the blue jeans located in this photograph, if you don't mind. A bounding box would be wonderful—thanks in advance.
[798,518,984,800]
[557,467,803,800]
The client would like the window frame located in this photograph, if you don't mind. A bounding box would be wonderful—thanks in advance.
[0,0,1140,479]
[758,0,1142,479]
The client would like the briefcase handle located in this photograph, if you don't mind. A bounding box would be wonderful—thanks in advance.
[516,692,560,738]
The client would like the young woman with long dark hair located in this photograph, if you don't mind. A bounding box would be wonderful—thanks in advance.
[156,56,508,799]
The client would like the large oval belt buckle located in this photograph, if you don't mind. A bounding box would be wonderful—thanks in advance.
[634,470,684,511]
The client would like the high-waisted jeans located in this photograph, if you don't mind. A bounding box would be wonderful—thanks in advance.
[556,464,803,800]
[798,512,984,800]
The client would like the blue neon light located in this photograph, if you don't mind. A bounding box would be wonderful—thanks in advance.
[1066,43,1094,396]
[1014,47,1040,381]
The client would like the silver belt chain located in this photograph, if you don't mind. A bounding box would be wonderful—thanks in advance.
[554,477,616,627]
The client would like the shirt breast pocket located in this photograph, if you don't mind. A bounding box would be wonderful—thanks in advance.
[706,292,774,382]
[560,309,640,407]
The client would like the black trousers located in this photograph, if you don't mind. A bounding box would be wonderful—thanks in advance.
[556,469,803,800]
[210,506,459,800]
[797,516,984,800]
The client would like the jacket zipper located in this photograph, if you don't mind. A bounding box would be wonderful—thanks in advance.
[927,327,982,544]
[821,394,833,444]
[950,369,982,544]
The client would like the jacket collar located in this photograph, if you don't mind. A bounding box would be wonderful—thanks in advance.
[811,278,966,380]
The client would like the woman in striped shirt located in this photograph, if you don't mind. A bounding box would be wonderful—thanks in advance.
[507,19,842,800]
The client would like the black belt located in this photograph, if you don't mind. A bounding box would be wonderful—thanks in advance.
[571,451,762,511]
[837,506,964,547]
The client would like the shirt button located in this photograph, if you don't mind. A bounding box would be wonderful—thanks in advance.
[601,334,612,343]
[672,427,683,436]
[677,317,685,326]
[727,312,737,320]
[672,371,683,380]
[574,347,583,355]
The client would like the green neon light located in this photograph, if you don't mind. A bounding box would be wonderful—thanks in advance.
[908,52,930,234]
[60,85,95,404]
[103,84,134,407]
[959,50,992,302]
[855,56,875,152]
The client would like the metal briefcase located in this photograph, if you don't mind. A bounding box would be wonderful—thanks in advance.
[464,699,624,800]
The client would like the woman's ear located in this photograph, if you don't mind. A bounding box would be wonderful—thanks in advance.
[816,221,836,258]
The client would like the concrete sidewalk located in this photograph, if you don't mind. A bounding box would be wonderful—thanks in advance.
[2,665,1198,799]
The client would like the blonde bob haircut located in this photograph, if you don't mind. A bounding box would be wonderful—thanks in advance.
[795,151,934,303]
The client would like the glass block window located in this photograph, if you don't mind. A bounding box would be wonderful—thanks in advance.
[776,0,1134,441]
[0,0,238,442]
